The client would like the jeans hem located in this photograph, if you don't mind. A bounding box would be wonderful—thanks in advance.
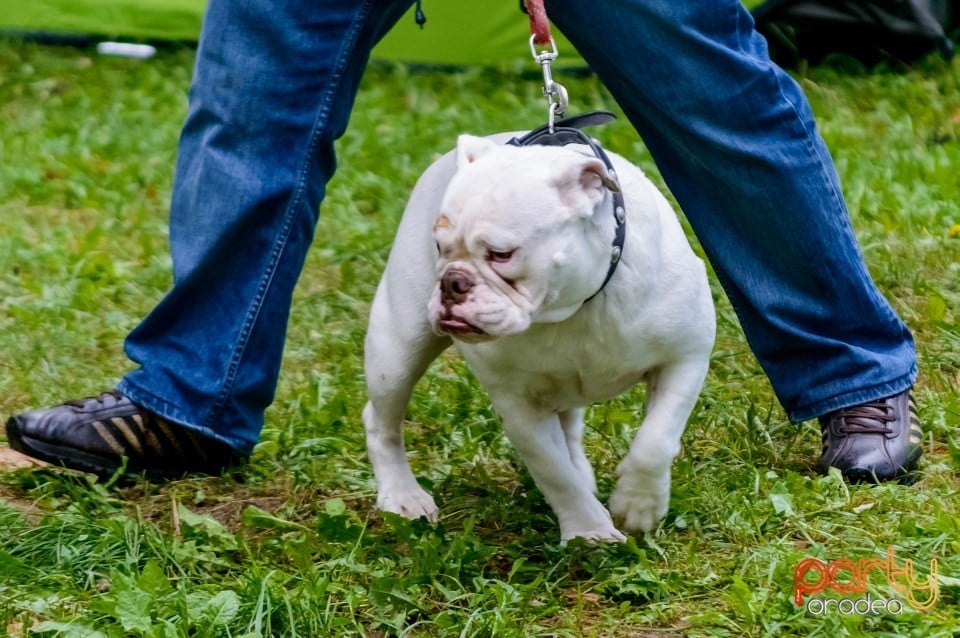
[116,378,253,455]
[786,364,918,423]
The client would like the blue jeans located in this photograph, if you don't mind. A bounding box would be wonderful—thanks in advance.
[118,0,916,454]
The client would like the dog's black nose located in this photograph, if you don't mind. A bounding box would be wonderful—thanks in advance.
[440,269,474,306]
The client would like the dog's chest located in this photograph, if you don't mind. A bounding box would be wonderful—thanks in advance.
[522,367,649,409]
[459,323,662,410]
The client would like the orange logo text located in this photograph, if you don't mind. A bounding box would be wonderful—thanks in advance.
[793,546,938,612]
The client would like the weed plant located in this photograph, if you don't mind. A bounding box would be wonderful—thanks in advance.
[0,39,958,637]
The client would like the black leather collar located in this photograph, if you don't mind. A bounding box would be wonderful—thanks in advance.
[505,111,625,303]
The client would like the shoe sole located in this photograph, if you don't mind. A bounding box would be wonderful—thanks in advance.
[843,467,922,485]
[833,446,923,485]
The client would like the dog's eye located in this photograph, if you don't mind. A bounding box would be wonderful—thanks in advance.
[486,249,515,263]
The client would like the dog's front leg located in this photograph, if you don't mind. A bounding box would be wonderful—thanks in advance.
[496,398,625,543]
[558,408,597,495]
[363,284,450,522]
[609,357,710,533]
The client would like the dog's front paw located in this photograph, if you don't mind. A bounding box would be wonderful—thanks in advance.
[561,524,627,545]
[608,464,671,533]
[558,501,627,544]
[377,484,439,522]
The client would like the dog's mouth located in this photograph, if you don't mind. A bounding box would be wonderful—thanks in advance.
[436,313,487,339]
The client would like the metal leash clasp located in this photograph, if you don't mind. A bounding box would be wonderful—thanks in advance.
[529,35,568,133]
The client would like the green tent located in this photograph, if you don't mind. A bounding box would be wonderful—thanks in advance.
[2,1,583,66]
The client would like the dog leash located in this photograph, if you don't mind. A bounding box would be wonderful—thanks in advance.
[521,0,552,46]
[510,5,626,302]
[520,0,568,133]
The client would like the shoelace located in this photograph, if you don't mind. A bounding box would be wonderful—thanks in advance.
[64,389,125,408]
[832,399,895,435]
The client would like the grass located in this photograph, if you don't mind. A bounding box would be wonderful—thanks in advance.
[0,35,959,638]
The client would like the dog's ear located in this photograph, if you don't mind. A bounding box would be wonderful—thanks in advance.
[580,158,620,196]
[559,157,620,208]
[456,134,498,167]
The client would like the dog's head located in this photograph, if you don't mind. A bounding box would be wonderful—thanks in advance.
[428,135,620,342]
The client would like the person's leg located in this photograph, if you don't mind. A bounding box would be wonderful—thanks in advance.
[547,0,919,478]
[119,0,415,454]
[7,0,414,476]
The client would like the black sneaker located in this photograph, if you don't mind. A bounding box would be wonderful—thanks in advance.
[817,389,922,483]
[5,390,245,481]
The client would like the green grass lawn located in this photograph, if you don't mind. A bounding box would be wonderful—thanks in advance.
[0,37,959,638]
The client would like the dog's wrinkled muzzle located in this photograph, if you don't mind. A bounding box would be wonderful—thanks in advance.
[434,268,487,338]
[440,268,474,308]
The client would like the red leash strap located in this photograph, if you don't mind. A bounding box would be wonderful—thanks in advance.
[524,0,552,46]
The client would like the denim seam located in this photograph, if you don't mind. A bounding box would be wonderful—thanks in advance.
[711,52,912,418]
[769,64,903,330]
[201,0,377,430]
[768,64,915,398]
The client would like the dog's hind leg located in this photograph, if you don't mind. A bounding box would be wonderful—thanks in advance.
[608,356,710,533]
[362,281,450,522]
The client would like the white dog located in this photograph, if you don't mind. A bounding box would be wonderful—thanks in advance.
[362,129,715,542]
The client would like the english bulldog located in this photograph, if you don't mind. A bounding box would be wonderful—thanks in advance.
[362,128,715,542]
